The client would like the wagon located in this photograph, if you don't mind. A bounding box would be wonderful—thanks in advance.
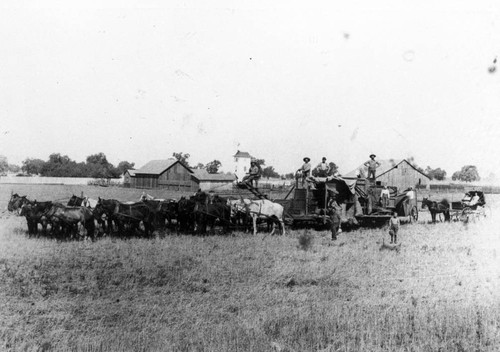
[450,190,490,222]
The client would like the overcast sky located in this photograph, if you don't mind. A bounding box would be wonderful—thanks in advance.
[1,0,499,178]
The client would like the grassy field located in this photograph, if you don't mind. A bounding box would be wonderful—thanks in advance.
[1,185,500,351]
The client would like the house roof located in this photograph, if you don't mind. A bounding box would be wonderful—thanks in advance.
[124,169,136,177]
[191,169,236,182]
[134,159,192,175]
[233,150,252,158]
[344,159,430,179]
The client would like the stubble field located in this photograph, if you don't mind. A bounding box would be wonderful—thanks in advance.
[1,184,499,352]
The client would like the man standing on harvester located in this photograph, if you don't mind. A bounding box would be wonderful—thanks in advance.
[364,154,381,179]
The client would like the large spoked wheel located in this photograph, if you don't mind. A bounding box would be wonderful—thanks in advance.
[410,206,418,223]
[460,207,472,222]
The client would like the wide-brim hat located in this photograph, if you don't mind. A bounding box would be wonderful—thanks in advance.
[322,157,327,160]
[303,157,311,162]
[250,161,256,165]
[369,154,376,158]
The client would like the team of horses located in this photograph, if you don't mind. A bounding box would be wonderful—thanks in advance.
[7,191,286,240]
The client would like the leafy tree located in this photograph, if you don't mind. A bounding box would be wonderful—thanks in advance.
[451,165,480,182]
[86,152,116,178]
[116,161,135,175]
[262,166,280,179]
[8,164,21,173]
[86,152,109,166]
[425,166,447,181]
[206,160,222,174]
[42,153,76,176]
[172,152,190,166]
[0,156,9,173]
[22,158,46,175]
[253,159,265,167]
[283,172,295,179]
[195,162,205,169]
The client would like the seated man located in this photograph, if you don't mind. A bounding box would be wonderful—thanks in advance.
[242,161,261,187]
[315,157,330,177]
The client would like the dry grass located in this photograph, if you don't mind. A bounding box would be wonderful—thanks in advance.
[1,186,500,351]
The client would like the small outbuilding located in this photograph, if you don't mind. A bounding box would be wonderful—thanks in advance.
[345,159,430,191]
[133,159,194,190]
[191,169,236,191]
[123,169,136,188]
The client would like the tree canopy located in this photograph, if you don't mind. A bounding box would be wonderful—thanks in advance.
[452,165,480,182]
[425,166,447,181]
[172,152,190,166]
[206,160,222,174]
[19,153,132,178]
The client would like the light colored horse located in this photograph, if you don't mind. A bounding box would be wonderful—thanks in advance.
[140,192,165,202]
[82,197,98,209]
[229,198,285,235]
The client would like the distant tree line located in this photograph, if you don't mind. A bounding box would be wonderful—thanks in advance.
[20,153,134,178]
[3,151,484,183]
[0,155,21,174]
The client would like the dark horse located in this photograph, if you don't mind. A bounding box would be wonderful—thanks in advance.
[192,192,231,235]
[67,194,85,206]
[421,197,450,223]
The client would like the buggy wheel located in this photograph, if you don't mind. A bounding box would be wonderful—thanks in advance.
[410,206,418,223]
[460,207,472,222]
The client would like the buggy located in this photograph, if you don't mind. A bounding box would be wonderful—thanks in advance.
[450,190,490,222]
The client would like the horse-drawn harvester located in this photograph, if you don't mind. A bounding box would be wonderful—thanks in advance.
[238,175,418,229]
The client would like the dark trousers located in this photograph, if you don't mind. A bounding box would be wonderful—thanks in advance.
[368,168,376,179]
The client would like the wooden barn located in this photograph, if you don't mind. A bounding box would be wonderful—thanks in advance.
[345,159,430,191]
[191,169,236,191]
[133,159,195,190]
[122,169,136,188]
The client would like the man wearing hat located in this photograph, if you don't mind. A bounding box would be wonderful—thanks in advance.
[315,157,330,177]
[364,154,381,179]
[242,161,261,187]
[297,157,312,187]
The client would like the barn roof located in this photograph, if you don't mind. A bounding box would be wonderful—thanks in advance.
[134,159,192,175]
[191,169,236,182]
[344,159,430,179]
[233,150,252,158]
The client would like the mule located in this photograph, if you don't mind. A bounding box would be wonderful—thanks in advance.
[421,197,450,223]
[192,192,231,235]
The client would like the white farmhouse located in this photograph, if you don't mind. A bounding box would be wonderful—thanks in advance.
[233,150,252,181]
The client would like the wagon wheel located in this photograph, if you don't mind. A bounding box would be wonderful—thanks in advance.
[409,206,418,223]
[484,205,492,218]
[460,207,472,222]
[477,205,491,219]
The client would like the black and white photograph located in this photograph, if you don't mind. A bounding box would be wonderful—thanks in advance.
[1,1,500,351]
